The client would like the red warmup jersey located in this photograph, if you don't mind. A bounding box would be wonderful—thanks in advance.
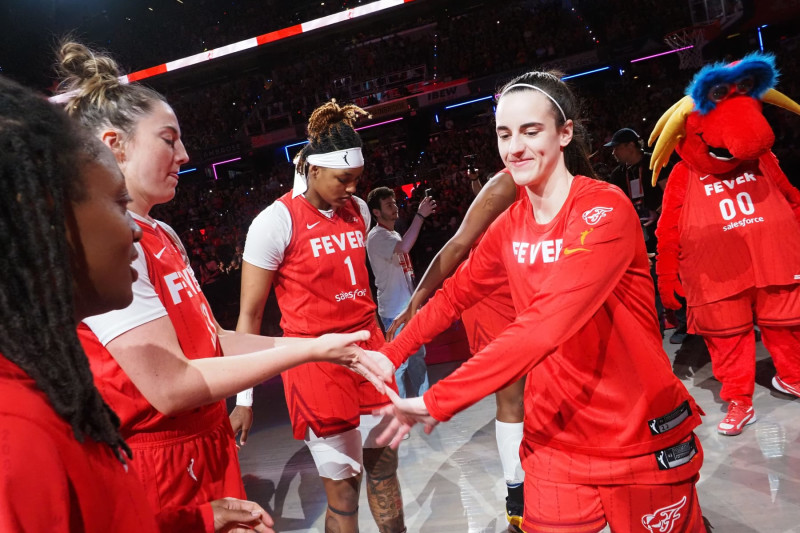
[274,192,376,336]
[384,177,702,466]
[79,219,223,436]
[664,160,800,306]
[0,355,159,533]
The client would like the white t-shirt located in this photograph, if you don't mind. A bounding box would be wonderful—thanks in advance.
[82,213,189,345]
[243,195,371,270]
[366,224,415,319]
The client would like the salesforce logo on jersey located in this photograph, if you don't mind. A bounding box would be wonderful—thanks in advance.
[335,288,368,302]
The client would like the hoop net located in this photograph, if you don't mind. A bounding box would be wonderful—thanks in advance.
[664,24,716,70]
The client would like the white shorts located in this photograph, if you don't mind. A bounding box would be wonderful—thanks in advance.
[304,413,392,480]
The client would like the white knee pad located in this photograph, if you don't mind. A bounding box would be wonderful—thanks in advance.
[304,414,394,480]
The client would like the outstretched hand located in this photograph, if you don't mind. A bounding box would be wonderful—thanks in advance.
[313,332,394,393]
[375,388,439,449]
[210,497,274,532]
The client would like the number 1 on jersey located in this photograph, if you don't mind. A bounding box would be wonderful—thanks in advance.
[343,255,357,285]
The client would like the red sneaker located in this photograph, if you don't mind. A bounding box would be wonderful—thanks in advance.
[772,375,800,399]
[717,402,756,436]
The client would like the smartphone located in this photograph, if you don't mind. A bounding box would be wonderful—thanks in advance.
[464,154,477,173]
[424,188,434,197]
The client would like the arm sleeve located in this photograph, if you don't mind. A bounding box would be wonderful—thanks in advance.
[156,503,215,533]
[654,163,689,280]
[423,191,642,421]
[82,242,168,345]
[381,216,510,368]
[242,202,292,270]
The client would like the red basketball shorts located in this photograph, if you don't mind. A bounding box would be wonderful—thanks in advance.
[282,321,397,440]
[689,284,800,336]
[127,401,245,513]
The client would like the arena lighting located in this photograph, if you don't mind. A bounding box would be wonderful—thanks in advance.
[630,46,692,63]
[354,117,403,131]
[283,140,310,163]
[444,95,493,110]
[121,0,415,83]
[177,167,197,174]
[758,26,764,51]
[560,66,610,80]
[211,157,242,180]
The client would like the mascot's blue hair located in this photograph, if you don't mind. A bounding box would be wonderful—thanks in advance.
[687,52,778,114]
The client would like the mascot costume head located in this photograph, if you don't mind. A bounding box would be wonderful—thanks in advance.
[649,52,800,185]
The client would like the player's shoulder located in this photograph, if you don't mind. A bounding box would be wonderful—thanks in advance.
[571,177,636,223]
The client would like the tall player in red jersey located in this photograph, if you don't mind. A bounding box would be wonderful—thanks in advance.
[386,168,528,530]
[0,76,275,533]
[236,100,405,533]
[375,71,707,533]
[54,42,389,532]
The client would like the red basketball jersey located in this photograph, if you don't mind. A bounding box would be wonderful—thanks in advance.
[677,160,800,305]
[274,192,376,336]
[79,218,223,436]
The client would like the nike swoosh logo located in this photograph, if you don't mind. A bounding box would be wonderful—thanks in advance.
[563,247,590,255]
[155,246,167,259]
[699,175,710,180]
[307,222,320,229]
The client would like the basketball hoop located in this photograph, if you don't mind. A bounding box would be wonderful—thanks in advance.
[664,23,718,70]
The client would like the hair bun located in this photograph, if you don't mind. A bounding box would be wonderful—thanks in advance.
[56,41,122,105]
[306,99,370,142]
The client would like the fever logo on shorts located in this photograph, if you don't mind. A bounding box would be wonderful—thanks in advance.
[582,206,613,225]
[641,496,687,533]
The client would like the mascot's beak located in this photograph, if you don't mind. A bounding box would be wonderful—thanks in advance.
[762,89,800,116]
[649,95,695,187]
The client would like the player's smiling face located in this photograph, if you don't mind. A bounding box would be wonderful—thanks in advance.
[68,146,143,320]
[495,90,572,189]
[307,165,364,210]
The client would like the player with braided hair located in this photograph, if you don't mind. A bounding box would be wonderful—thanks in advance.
[0,76,277,532]
[53,41,390,532]
[237,100,405,533]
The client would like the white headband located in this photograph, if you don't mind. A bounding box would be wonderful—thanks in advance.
[499,83,567,122]
[292,147,364,198]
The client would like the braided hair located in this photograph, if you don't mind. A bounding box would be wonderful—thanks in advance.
[295,99,370,174]
[0,75,130,463]
[55,41,167,139]
[497,71,596,179]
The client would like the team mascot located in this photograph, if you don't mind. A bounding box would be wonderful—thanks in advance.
[650,52,800,436]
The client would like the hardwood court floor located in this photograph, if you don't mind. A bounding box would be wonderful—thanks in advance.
[236,332,800,532]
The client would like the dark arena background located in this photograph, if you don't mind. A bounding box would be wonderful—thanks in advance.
[2,0,800,530]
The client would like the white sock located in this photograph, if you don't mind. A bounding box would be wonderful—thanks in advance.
[495,420,524,484]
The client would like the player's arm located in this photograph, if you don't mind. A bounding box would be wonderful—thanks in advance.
[0,417,72,532]
[103,316,372,416]
[394,196,436,255]
[654,163,689,309]
[422,191,641,421]
[382,213,510,368]
[386,171,516,339]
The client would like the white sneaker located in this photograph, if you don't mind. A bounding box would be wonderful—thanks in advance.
[772,375,800,399]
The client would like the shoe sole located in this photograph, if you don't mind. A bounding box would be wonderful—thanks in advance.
[506,512,523,531]
[772,376,800,399]
[717,412,757,436]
